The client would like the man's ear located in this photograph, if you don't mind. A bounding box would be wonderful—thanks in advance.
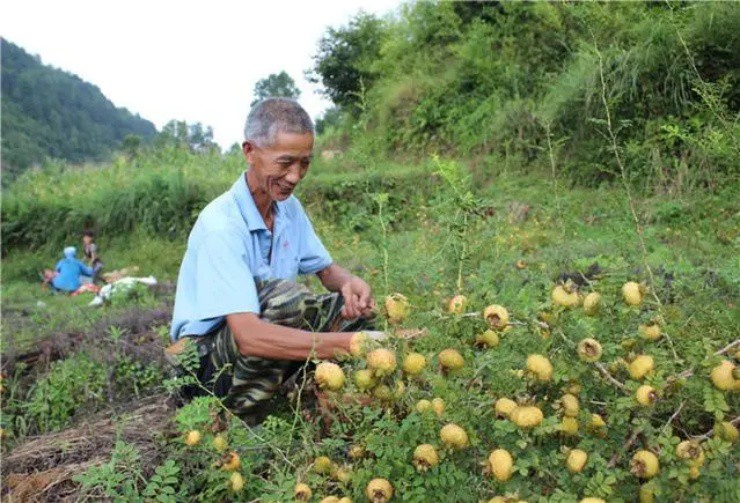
[242,141,255,163]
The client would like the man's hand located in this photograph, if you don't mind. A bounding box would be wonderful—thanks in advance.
[340,276,376,320]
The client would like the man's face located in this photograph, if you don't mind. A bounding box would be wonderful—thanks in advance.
[243,131,314,202]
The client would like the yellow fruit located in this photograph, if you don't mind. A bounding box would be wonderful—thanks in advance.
[366,348,397,377]
[334,465,352,484]
[510,406,544,429]
[438,349,465,372]
[710,360,736,391]
[628,355,654,380]
[432,397,445,417]
[385,293,409,324]
[348,444,366,460]
[622,281,644,306]
[313,456,333,474]
[552,284,580,308]
[350,332,370,357]
[631,450,660,479]
[638,322,661,341]
[494,398,518,418]
[353,369,376,391]
[315,362,345,391]
[373,384,393,401]
[448,295,468,314]
[338,498,352,503]
[583,292,601,315]
[221,451,241,471]
[714,421,739,443]
[487,498,507,503]
[365,478,393,503]
[565,382,583,395]
[638,484,655,503]
[567,449,588,473]
[394,380,405,399]
[580,499,606,503]
[483,305,510,330]
[560,417,579,436]
[589,414,606,430]
[476,329,500,348]
[295,482,312,501]
[561,394,579,417]
[212,433,228,452]
[515,259,527,270]
[440,423,469,450]
[488,449,514,482]
[412,444,440,472]
[320,497,339,503]
[676,441,705,466]
[526,354,553,382]
[636,385,657,406]
[402,352,427,375]
[688,465,701,480]
[577,338,603,363]
[229,472,245,492]
[415,399,432,413]
[185,430,201,447]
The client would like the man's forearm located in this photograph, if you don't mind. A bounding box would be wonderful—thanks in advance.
[226,313,352,361]
[317,263,354,291]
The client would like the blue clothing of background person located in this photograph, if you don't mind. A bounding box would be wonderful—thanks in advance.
[51,247,94,292]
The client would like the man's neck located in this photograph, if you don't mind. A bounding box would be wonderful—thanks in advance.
[245,170,274,229]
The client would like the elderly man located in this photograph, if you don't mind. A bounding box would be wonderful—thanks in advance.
[170,98,380,423]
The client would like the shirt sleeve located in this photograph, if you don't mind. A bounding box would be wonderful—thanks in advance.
[295,201,333,275]
[78,260,95,277]
[193,230,261,320]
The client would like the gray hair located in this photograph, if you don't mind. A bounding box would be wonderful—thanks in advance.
[243,98,314,146]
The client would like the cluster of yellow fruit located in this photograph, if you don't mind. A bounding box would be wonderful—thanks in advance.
[183,429,244,492]
[295,469,393,503]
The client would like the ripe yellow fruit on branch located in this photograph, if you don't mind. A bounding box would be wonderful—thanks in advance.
[583,292,601,315]
[440,423,469,450]
[184,430,201,447]
[415,399,432,413]
[636,385,657,406]
[315,362,345,391]
[638,322,661,341]
[476,329,500,348]
[229,472,245,492]
[631,450,660,479]
[561,394,579,417]
[567,449,588,473]
[494,398,518,418]
[526,354,553,382]
[622,281,644,306]
[483,305,510,330]
[212,433,228,452]
[413,444,440,472]
[313,456,333,474]
[488,449,514,482]
[221,451,241,471]
[365,478,393,503]
[385,293,409,324]
[402,352,427,375]
[448,295,468,314]
[366,348,397,377]
[580,499,606,503]
[353,369,376,391]
[577,338,603,362]
[628,355,654,380]
[432,397,445,417]
[510,406,544,429]
[295,483,312,501]
[676,440,705,466]
[560,417,579,436]
[710,360,738,391]
[350,332,369,357]
[552,284,580,308]
[438,349,465,371]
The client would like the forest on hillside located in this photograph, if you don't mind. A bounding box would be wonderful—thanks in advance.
[0,38,157,185]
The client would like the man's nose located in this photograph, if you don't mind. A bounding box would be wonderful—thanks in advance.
[285,164,302,184]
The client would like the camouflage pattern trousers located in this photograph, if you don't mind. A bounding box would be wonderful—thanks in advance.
[172,279,371,423]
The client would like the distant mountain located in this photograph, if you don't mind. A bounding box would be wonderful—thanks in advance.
[1,38,157,184]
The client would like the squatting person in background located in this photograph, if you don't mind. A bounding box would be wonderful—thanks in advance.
[43,246,95,293]
[82,230,104,283]
[168,98,385,424]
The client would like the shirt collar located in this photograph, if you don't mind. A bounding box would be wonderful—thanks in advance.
[231,171,282,233]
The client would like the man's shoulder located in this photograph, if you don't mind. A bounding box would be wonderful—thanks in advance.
[279,195,308,220]
[196,191,243,233]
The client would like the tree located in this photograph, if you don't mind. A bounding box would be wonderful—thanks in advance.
[251,71,301,106]
[308,12,384,110]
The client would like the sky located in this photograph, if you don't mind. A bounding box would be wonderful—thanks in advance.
[1,0,403,149]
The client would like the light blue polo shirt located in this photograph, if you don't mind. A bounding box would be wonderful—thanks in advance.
[170,171,332,340]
